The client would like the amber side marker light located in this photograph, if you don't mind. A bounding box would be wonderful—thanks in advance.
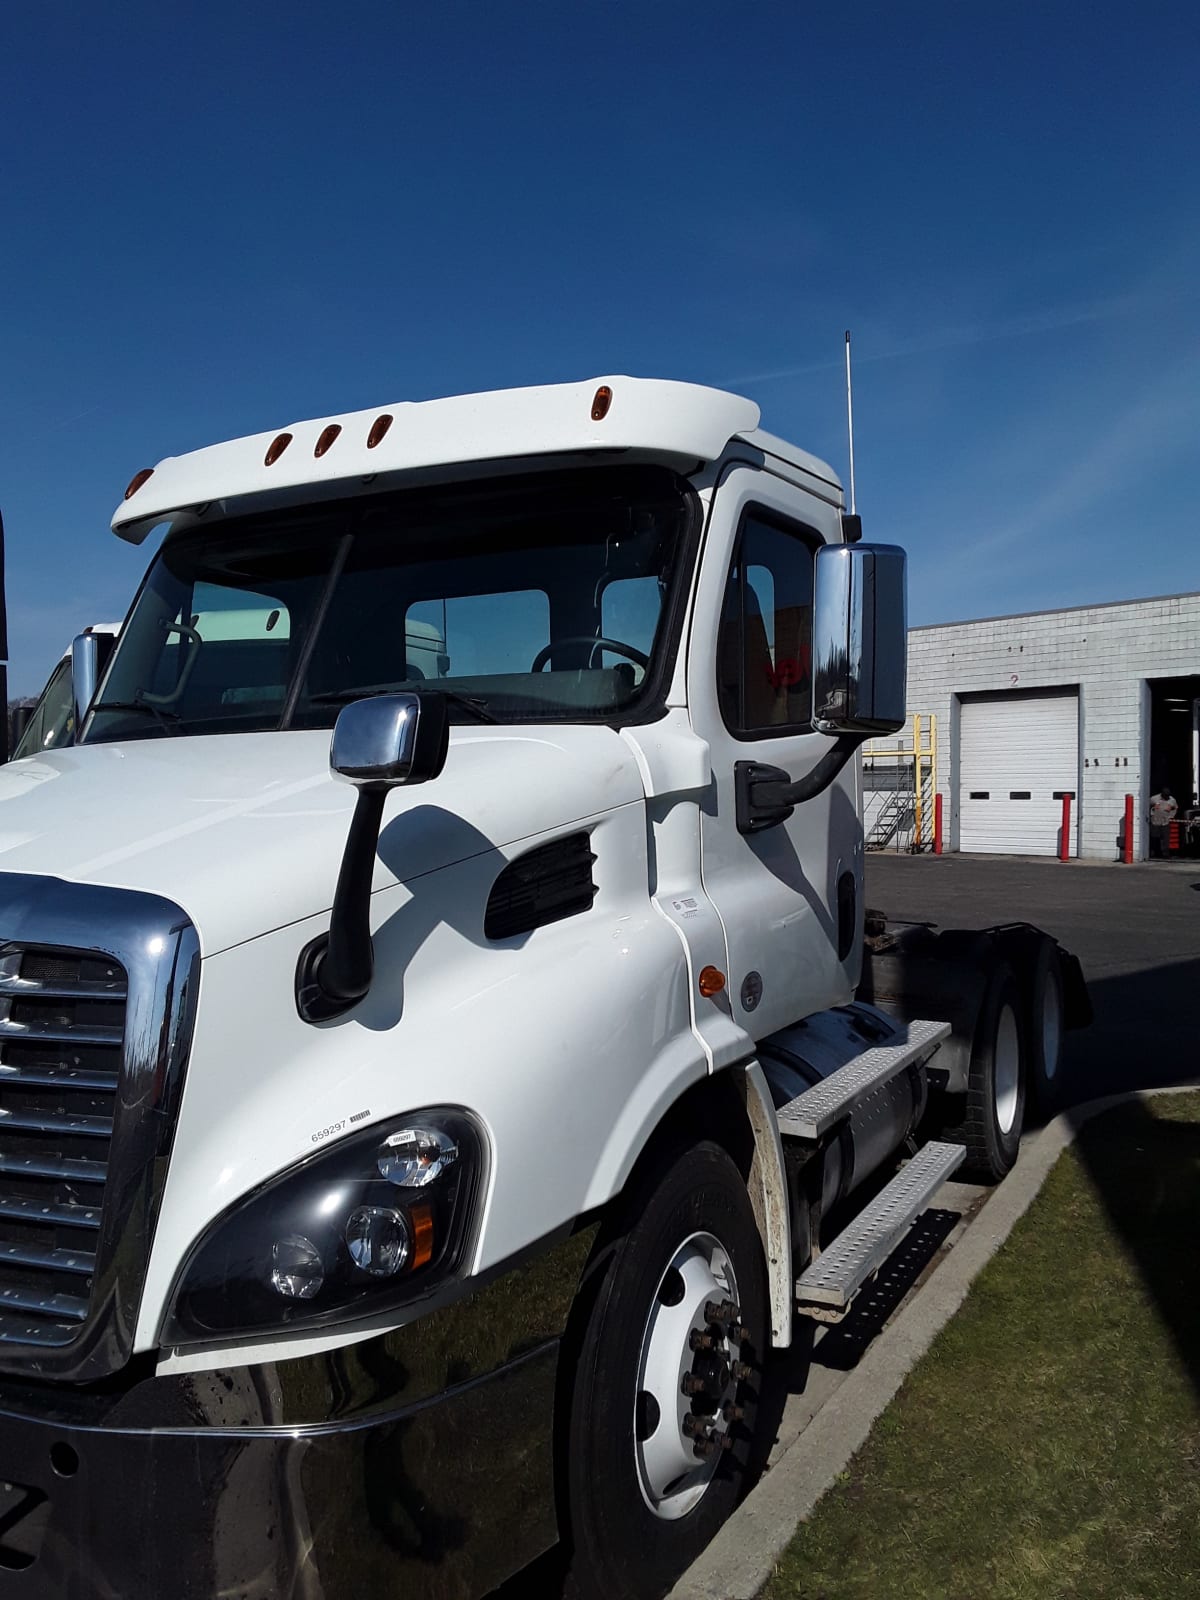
[367,413,394,449]
[264,432,293,467]
[698,965,726,998]
[123,467,155,501]
[410,1203,435,1269]
[314,423,342,458]
[591,384,613,421]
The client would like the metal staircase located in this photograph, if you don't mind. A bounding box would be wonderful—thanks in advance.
[865,787,911,851]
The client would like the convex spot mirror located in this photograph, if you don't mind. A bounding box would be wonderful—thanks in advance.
[811,543,907,736]
[330,692,449,790]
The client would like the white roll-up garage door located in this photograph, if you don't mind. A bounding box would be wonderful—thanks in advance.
[959,693,1079,856]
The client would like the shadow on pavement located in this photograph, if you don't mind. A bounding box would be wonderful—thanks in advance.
[1060,958,1200,1103]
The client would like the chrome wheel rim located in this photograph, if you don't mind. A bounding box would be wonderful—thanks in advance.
[994,1002,1021,1135]
[633,1230,742,1521]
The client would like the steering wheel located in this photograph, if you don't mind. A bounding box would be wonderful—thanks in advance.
[531,636,649,672]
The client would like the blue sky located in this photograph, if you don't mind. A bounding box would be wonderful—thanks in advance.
[1,1,1197,693]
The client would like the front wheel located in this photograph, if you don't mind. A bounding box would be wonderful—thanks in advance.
[563,1141,767,1600]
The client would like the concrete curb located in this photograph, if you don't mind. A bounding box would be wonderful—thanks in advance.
[669,1085,1200,1600]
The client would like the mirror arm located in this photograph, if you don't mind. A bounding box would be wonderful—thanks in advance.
[295,787,387,1022]
[735,734,867,834]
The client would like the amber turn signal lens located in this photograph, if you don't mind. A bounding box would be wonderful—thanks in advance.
[409,1202,435,1269]
[591,384,613,421]
[367,413,394,449]
[123,467,154,501]
[314,423,341,458]
[698,965,726,998]
[264,432,292,466]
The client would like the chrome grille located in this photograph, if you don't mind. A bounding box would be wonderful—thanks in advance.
[0,945,126,1346]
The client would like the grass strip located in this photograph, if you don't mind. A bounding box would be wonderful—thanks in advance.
[762,1092,1200,1600]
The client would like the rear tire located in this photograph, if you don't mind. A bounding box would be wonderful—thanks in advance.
[1019,938,1065,1117]
[941,961,1026,1182]
[563,1141,767,1600]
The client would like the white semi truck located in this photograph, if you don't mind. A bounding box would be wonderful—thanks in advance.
[0,378,1086,1599]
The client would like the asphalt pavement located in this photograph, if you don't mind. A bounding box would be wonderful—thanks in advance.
[864,853,1200,1101]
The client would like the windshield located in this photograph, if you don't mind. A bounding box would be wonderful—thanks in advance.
[84,466,694,743]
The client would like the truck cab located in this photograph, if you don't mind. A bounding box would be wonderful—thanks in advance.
[0,379,1075,1599]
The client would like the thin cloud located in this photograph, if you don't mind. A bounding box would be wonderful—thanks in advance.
[723,292,1152,388]
[953,347,1200,563]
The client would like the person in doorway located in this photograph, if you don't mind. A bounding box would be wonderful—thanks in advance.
[1149,786,1178,858]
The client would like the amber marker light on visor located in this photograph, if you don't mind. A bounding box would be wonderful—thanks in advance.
[698,966,726,998]
[123,467,155,500]
[367,413,394,448]
[314,423,342,458]
[591,384,613,421]
[264,432,293,466]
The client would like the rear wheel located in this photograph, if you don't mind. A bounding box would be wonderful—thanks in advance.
[941,961,1027,1182]
[563,1141,766,1600]
[1021,938,1065,1116]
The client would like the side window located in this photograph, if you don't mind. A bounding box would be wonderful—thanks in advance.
[717,510,816,736]
[15,658,74,756]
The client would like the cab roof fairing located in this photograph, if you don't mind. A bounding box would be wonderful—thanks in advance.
[111,377,767,544]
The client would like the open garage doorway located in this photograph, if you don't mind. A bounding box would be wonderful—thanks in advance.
[1149,675,1200,858]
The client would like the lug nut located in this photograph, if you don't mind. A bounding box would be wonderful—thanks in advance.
[682,1412,706,1438]
[733,1361,752,1382]
[722,1402,745,1424]
[705,1299,739,1325]
[689,1328,715,1353]
[720,1431,735,1451]
[681,1373,708,1397]
[693,1436,717,1460]
[729,1324,751,1345]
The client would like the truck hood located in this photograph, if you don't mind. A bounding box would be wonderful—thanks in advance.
[0,728,644,955]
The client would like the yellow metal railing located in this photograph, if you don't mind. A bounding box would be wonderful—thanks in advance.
[862,714,938,852]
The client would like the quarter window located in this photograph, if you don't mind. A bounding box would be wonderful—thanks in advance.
[717,511,817,736]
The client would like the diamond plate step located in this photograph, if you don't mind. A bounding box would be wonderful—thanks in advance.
[794,1139,966,1316]
[775,1017,950,1140]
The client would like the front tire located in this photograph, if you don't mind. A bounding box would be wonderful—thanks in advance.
[941,962,1027,1182]
[563,1140,767,1600]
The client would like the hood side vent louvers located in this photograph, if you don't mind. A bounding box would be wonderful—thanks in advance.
[485,833,597,942]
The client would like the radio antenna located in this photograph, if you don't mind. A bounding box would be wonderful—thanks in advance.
[844,329,857,516]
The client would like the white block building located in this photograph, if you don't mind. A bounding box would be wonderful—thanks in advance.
[904,592,1200,861]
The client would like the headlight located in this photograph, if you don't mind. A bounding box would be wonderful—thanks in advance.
[162,1108,484,1344]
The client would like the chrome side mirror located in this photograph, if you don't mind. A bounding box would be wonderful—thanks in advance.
[330,693,449,790]
[71,633,101,739]
[298,694,450,1023]
[811,544,907,736]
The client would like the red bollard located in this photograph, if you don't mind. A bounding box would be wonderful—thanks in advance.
[1123,793,1134,864]
[934,793,943,855]
[1059,792,1072,861]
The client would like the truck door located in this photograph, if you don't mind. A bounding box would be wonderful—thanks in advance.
[688,466,859,1040]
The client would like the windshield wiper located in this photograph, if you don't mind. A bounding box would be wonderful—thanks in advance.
[311,688,499,724]
[90,699,181,736]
